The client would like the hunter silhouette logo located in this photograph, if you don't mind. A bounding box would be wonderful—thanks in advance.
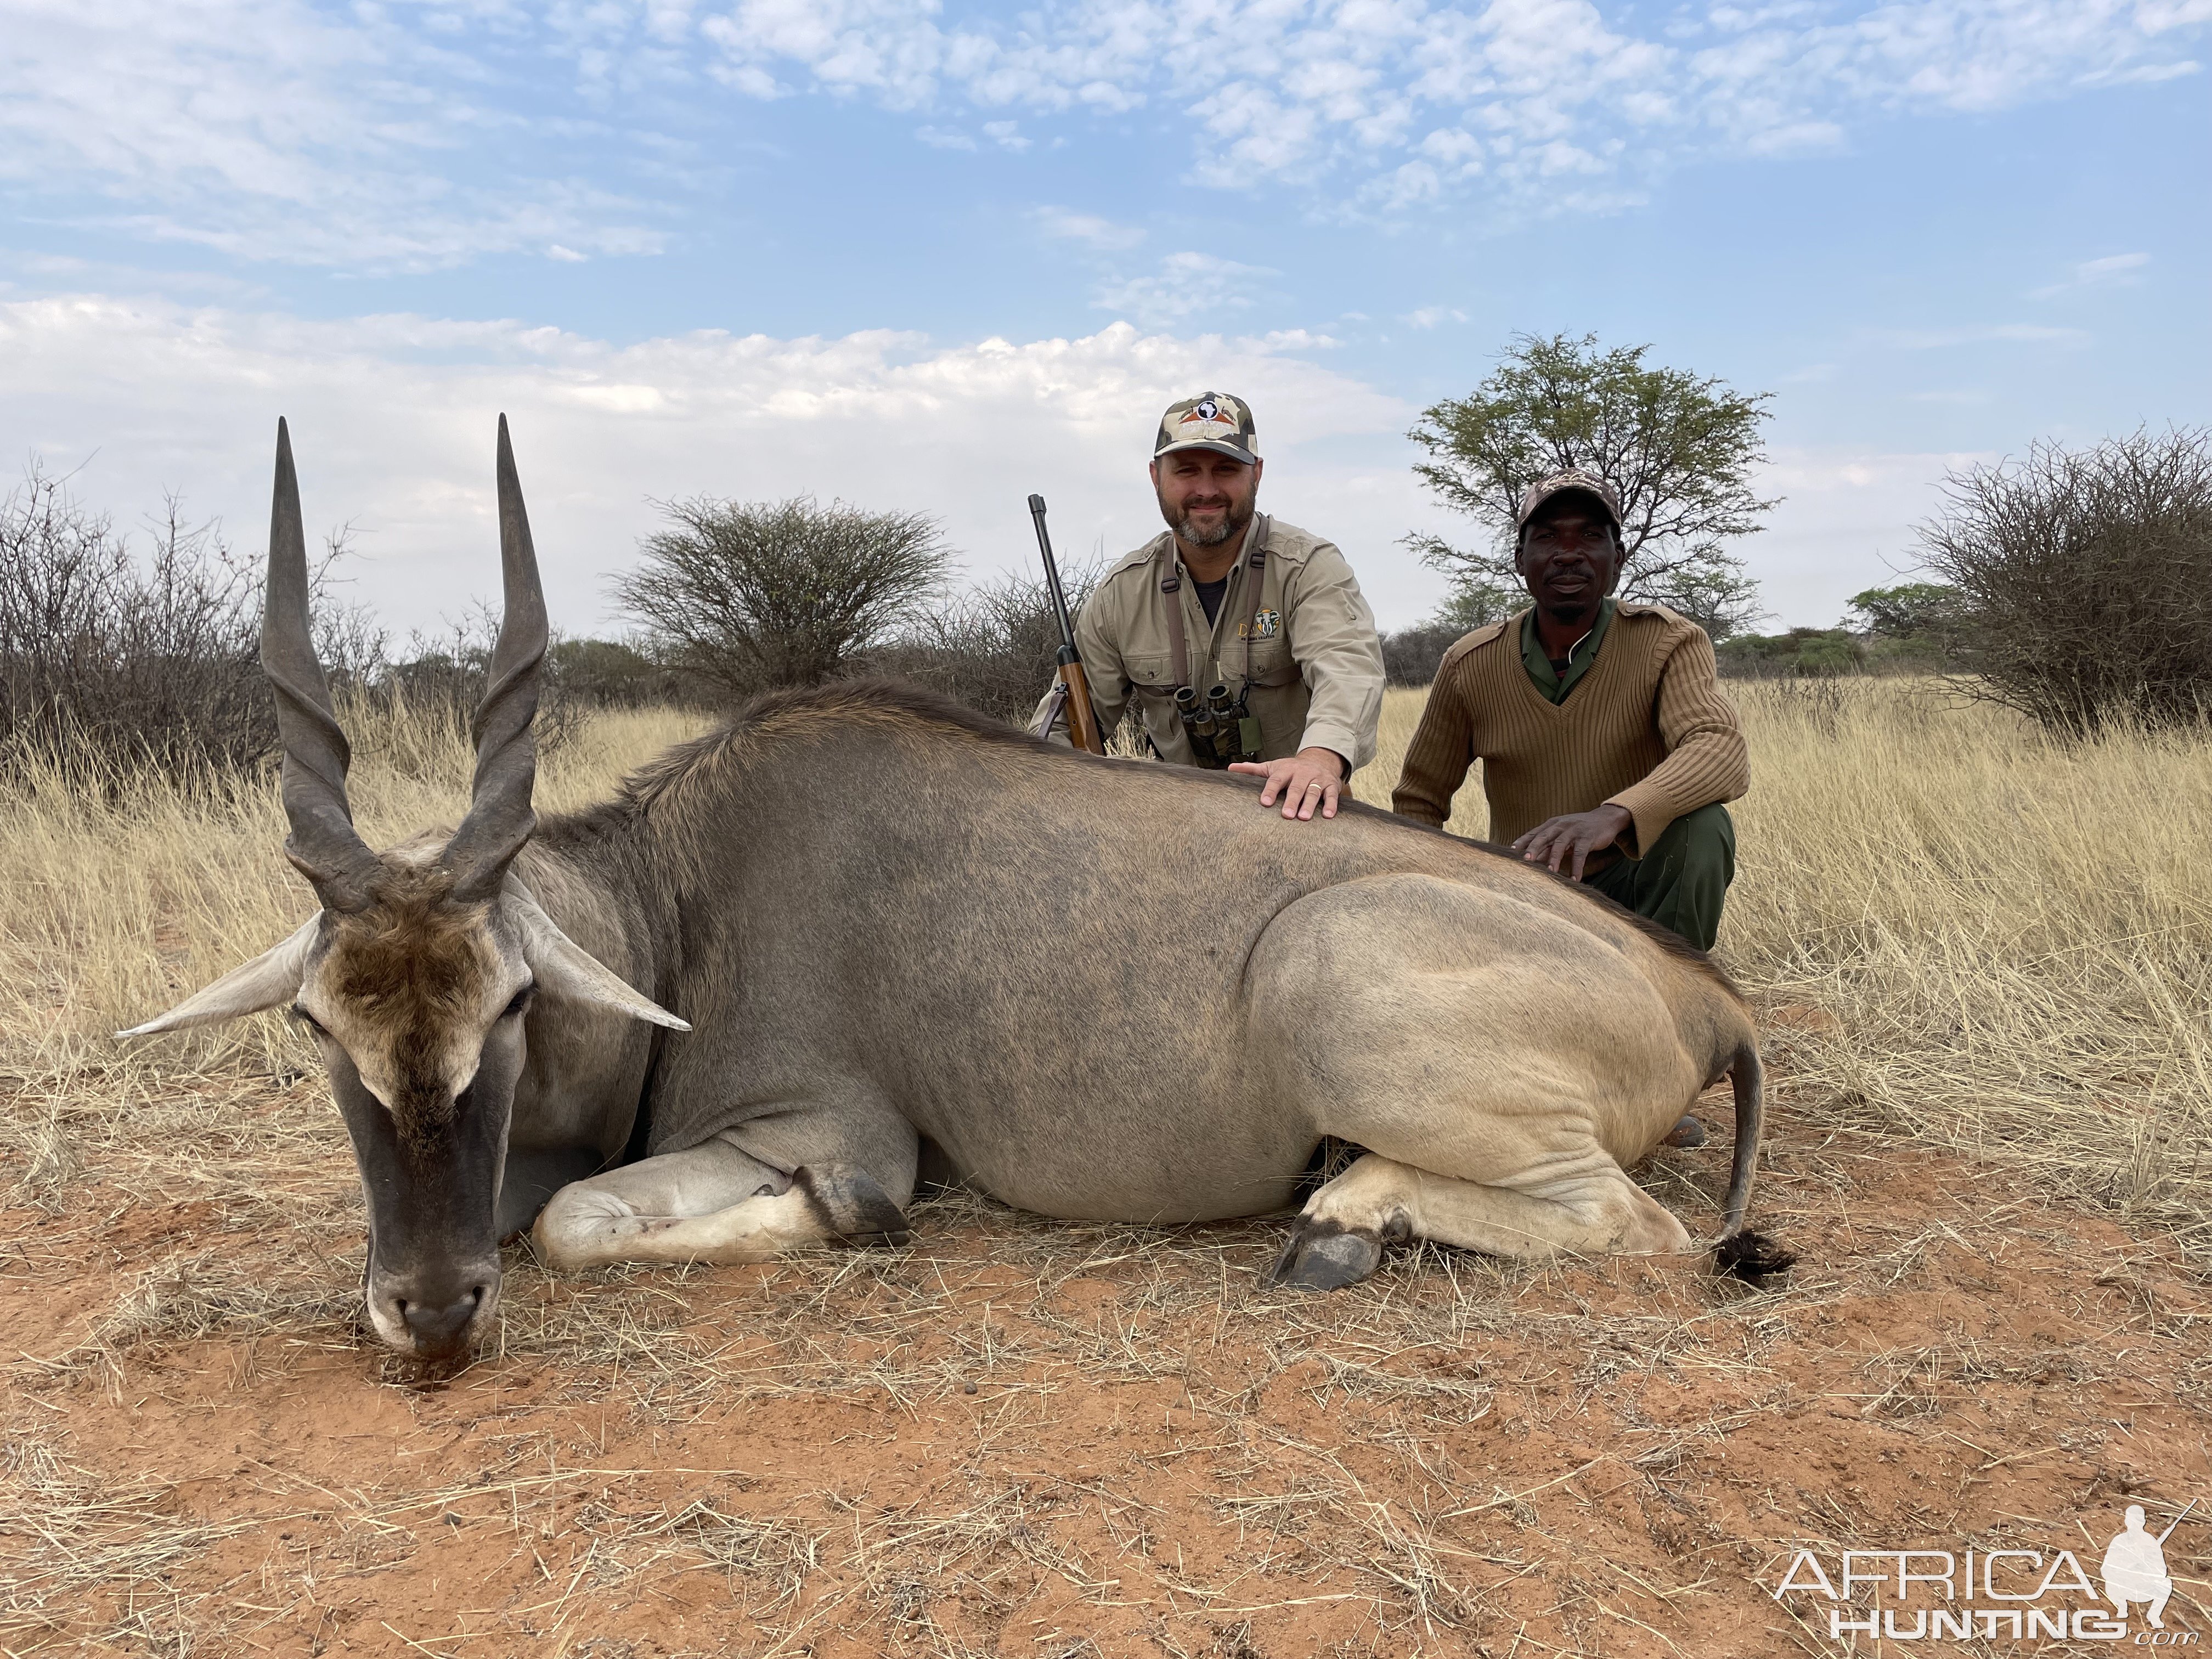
[1771,1501,2199,1644]
[2104,1502,2190,1629]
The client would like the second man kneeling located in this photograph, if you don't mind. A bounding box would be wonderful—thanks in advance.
[1391,469,1748,950]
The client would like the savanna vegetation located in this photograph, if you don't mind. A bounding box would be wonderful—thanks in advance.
[1404,332,1773,641]
[4,415,2210,1654]
[3,673,2208,1655]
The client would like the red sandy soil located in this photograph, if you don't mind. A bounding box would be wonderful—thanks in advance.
[2,1085,2207,1658]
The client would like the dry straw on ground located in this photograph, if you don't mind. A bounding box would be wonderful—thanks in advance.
[2,676,2209,1656]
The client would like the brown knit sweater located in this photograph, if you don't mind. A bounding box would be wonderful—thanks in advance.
[1391,601,1749,855]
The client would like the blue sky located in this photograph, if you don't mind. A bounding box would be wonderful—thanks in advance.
[2,0,2207,635]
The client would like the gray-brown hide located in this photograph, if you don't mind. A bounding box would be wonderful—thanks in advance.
[127,420,1781,1366]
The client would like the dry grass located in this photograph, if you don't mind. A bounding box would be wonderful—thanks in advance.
[4,676,2210,1242]
[7,1164,2202,1655]
[0,697,710,1215]
[4,675,2212,1655]
[1358,679,2212,1254]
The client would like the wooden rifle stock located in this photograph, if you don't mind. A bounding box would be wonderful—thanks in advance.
[1029,493,1106,755]
[1058,658,1104,755]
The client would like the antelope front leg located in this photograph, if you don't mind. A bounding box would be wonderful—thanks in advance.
[533,1136,910,1271]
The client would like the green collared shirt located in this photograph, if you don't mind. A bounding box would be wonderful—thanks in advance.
[1520,599,1617,704]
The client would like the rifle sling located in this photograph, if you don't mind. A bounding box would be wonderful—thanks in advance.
[1032,679,1069,741]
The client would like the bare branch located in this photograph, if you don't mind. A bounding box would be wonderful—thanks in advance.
[1917,426,2212,733]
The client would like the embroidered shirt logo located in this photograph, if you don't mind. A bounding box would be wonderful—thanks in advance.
[1239,608,1282,641]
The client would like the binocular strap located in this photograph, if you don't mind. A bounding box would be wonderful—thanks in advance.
[1159,516,1269,708]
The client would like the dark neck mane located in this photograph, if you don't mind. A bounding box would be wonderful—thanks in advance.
[618,678,1056,819]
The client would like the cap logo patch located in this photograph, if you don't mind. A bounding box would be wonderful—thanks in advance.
[1155,391,1256,457]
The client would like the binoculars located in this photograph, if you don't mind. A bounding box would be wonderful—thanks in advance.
[1173,682,1262,769]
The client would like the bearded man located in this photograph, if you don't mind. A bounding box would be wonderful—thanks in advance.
[1035,392,1384,821]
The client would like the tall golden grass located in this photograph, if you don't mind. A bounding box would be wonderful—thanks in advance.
[1364,679,2212,1245]
[3,679,2207,1248]
[0,696,709,1206]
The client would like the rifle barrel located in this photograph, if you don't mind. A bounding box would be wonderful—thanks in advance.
[1029,494,1077,650]
[1027,493,1104,755]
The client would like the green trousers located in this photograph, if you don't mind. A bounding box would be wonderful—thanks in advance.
[1584,802,1735,951]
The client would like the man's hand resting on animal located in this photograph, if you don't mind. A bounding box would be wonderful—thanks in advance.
[1231,747,1347,821]
[1512,802,1633,881]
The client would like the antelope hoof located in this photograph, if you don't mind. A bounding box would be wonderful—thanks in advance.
[795,1164,912,1248]
[1664,1115,1707,1149]
[1267,1218,1382,1292]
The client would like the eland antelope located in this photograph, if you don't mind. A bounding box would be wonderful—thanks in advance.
[125,419,1787,1362]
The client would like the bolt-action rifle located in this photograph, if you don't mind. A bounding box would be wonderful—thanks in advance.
[1028,494,1105,755]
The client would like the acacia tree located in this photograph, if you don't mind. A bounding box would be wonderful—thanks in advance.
[1846,582,1963,639]
[617,495,951,698]
[1918,427,2212,733]
[1407,333,1775,638]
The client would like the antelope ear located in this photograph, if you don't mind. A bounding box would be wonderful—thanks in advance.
[505,883,690,1032]
[118,915,323,1037]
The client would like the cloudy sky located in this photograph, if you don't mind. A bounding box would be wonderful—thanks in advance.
[2,0,2206,635]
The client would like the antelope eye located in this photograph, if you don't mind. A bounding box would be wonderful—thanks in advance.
[289,1005,326,1035]
[500,985,535,1021]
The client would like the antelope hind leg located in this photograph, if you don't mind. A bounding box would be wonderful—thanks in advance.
[1269,1152,1691,1291]
[534,1137,911,1272]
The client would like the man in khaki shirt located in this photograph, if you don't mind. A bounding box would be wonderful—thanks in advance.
[1036,392,1385,820]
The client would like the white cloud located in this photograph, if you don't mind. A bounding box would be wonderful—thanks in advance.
[2031,250,2152,297]
[0,0,670,270]
[1093,253,1278,328]
[0,289,2010,633]
[0,294,1455,630]
[1403,306,1469,328]
[1755,443,1997,623]
[1,0,2202,266]
[1032,206,1147,251]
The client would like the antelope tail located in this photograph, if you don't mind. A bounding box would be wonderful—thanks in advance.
[1713,1041,1795,1285]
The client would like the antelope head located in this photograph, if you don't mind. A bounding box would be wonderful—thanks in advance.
[122,418,686,1363]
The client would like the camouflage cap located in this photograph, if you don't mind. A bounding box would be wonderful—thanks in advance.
[1154,392,1259,465]
[1517,467,1623,530]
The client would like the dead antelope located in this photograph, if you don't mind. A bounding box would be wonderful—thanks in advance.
[126,419,1787,1363]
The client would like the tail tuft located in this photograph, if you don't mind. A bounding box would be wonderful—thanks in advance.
[1714,1229,1796,1287]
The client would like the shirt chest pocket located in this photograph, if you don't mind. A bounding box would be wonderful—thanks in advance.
[1239,639,1299,690]
[1122,652,1178,698]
